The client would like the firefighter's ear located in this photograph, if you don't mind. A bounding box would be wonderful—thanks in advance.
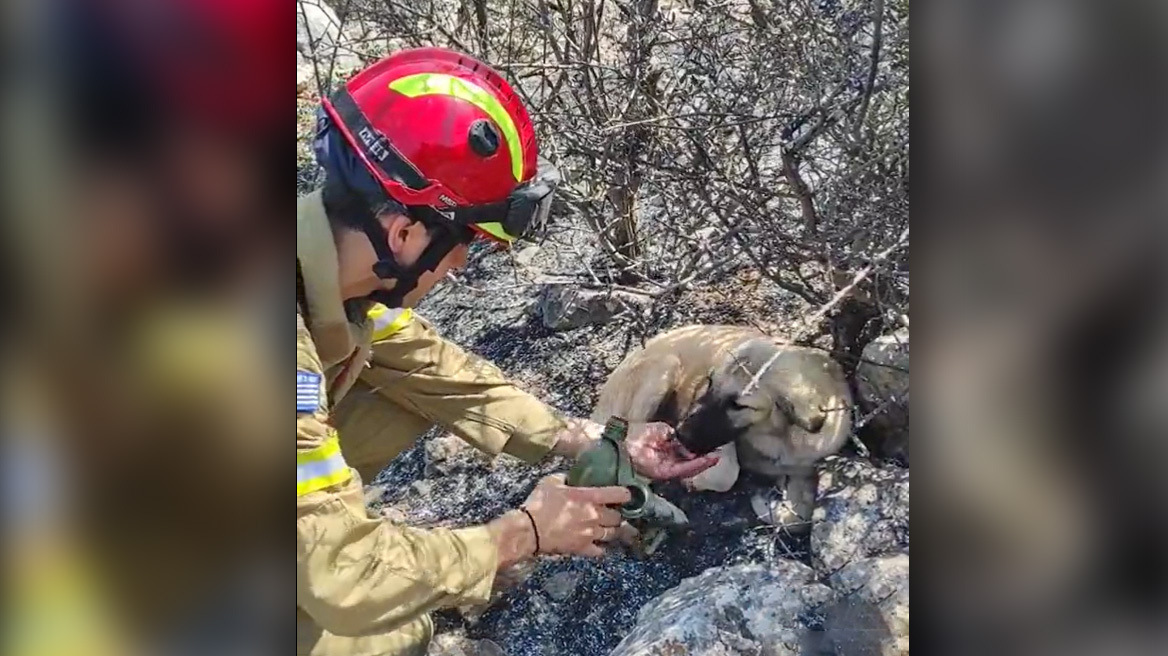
[380,212,416,254]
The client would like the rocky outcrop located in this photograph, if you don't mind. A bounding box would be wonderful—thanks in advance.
[605,458,910,656]
[608,561,835,656]
[811,457,909,575]
[824,554,909,656]
[536,285,654,331]
[855,328,910,463]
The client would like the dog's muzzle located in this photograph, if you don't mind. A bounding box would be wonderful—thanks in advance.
[674,420,718,456]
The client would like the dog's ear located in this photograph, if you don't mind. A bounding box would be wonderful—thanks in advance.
[695,371,713,398]
[773,392,826,433]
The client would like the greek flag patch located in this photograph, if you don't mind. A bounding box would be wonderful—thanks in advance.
[297,371,322,413]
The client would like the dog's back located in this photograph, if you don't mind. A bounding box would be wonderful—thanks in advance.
[594,325,853,494]
[592,324,765,424]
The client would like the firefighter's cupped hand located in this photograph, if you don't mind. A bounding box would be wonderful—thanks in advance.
[625,421,719,481]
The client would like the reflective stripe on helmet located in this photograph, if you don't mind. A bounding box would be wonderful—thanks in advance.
[296,433,351,496]
[473,222,515,243]
[388,73,524,182]
[367,305,413,341]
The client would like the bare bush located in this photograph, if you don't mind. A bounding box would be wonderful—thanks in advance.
[298,0,909,363]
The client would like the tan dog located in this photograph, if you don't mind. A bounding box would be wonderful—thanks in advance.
[592,325,853,528]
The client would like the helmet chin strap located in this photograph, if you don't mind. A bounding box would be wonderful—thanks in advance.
[360,211,464,309]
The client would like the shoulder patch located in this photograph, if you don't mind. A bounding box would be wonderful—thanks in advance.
[297,370,323,413]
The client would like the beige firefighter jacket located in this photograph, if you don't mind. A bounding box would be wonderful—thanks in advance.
[295,190,566,655]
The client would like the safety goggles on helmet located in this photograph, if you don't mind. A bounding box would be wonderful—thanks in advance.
[448,156,560,243]
[326,87,560,243]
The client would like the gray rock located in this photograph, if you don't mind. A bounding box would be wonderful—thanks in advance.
[297,51,313,87]
[410,479,435,497]
[296,0,362,74]
[608,561,836,656]
[749,489,804,528]
[428,631,508,656]
[824,555,909,656]
[379,505,409,524]
[296,0,336,53]
[812,332,835,351]
[856,328,909,399]
[454,559,541,626]
[811,457,909,575]
[855,329,909,462]
[512,245,542,267]
[815,596,897,656]
[424,433,493,478]
[537,285,653,331]
[543,570,583,602]
[364,484,388,506]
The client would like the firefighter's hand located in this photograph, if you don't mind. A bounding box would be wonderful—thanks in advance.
[520,474,629,558]
[626,421,719,480]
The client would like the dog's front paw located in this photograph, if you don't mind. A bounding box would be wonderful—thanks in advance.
[682,443,740,492]
[752,493,813,532]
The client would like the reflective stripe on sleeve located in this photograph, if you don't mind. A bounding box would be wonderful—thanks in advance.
[296,433,352,496]
[368,305,413,342]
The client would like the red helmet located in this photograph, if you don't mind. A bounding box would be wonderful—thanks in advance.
[320,47,558,244]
